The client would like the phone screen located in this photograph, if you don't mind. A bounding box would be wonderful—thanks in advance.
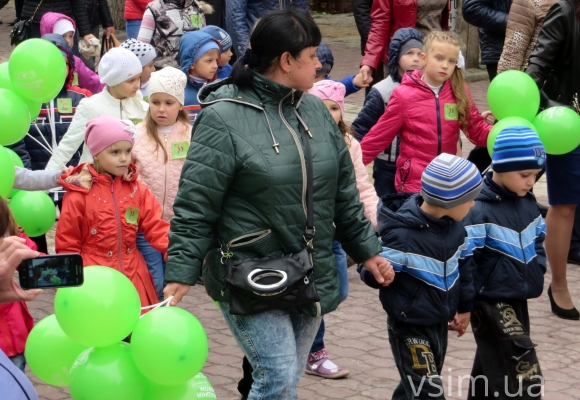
[20,254,83,289]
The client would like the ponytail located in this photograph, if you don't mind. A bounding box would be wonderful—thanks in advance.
[230,8,321,87]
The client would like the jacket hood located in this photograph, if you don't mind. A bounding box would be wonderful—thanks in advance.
[41,34,75,87]
[59,163,139,193]
[179,31,218,75]
[40,12,76,37]
[380,194,454,232]
[387,28,424,83]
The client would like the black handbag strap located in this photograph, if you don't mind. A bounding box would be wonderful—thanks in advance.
[298,122,315,249]
[28,0,44,22]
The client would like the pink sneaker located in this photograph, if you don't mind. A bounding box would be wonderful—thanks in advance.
[305,349,350,379]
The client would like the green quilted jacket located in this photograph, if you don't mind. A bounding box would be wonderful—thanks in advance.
[165,70,381,316]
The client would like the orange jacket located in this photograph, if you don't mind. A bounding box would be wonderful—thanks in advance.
[56,163,169,307]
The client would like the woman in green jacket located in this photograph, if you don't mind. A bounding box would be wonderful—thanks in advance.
[164,9,393,399]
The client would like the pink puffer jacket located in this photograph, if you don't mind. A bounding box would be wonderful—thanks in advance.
[132,120,192,221]
[361,69,490,193]
[347,134,378,231]
[39,12,105,94]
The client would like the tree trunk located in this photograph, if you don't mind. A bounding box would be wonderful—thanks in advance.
[109,0,126,30]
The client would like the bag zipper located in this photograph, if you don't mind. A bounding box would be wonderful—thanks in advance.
[226,229,273,253]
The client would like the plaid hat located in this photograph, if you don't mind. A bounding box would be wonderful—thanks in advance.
[421,153,483,209]
[491,126,546,172]
[120,39,157,67]
[201,25,232,52]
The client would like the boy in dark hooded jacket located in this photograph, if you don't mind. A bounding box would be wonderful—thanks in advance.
[359,153,480,399]
[463,126,546,399]
[352,27,424,197]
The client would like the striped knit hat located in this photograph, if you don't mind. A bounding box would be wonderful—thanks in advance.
[421,153,483,209]
[491,126,546,172]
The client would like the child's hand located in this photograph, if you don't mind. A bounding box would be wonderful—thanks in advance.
[481,110,496,125]
[448,312,471,337]
[353,72,372,89]
[363,254,394,286]
[61,166,74,175]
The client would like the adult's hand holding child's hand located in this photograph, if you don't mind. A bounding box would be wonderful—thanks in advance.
[353,72,372,89]
[363,254,394,286]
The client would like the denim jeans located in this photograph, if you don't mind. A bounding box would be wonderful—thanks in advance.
[136,232,166,300]
[310,239,348,353]
[388,316,447,400]
[220,302,321,400]
[9,353,26,373]
[373,163,397,198]
[125,20,142,39]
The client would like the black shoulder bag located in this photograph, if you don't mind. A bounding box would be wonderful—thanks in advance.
[223,123,320,316]
[9,0,43,46]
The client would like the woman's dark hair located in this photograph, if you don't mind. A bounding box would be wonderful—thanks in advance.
[231,8,321,86]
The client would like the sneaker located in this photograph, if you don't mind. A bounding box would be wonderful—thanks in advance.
[305,349,350,379]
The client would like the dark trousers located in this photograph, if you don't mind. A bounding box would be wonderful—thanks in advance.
[15,0,23,18]
[388,316,448,400]
[468,299,542,400]
[30,198,61,254]
[373,163,397,198]
[486,63,498,81]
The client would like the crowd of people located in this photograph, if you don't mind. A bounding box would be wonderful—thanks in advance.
[1,0,579,399]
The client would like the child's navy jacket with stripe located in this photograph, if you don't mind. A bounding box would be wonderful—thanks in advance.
[463,173,546,301]
[358,194,476,325]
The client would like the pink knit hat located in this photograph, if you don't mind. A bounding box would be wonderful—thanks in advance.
[85,115,136,156]
[308,80,346,116]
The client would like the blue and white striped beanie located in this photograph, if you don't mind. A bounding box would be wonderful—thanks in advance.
[421,153,483,209]
[491,126,546,173]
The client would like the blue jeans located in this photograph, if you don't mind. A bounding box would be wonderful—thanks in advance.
[220,302,321,400]
[136,232,166,300]
[125,20,142,39]
[310,239,348,353]
[9,353,26,373]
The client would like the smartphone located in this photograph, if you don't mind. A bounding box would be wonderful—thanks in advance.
[19,254,84,289]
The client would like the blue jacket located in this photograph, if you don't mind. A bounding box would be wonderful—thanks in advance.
[359,194,475,325]
[463,173,546,300]
[217,64,232,79]
[184,80,204,122]
[226,0,308,58]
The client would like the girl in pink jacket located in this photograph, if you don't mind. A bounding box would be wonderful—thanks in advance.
[361,31,492,193]
[304,79,379,379]
[40,12,105,94]
[132,66,191,300]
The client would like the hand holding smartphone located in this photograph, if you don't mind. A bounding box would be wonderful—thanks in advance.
[19,254,84,290]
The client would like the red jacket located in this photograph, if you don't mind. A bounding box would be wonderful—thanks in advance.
[56,164,169,307]
[0,234,36,357]
[124,0,150,20]
[361,0,450,70]
[361,70,491,193]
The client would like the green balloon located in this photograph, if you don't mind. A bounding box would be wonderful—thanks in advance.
[6,147,24,168]
[144,373,216,400]
[487,70,540,121]
[0,88,31,146]
[9,39,67,103]
[532,106,580,155]
[131,307,208,386]
[69,343,147,400]
[0,145,15,199]
[25,314,88,387]
[487,117,537,156]
[0,62,42,121]
[8,190,55,236]
[54,266,141,347]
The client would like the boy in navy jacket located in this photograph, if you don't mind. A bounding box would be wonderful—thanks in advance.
[463,127,546,399]
[359,153,481,399]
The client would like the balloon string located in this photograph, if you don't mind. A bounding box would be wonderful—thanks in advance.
[140,295,174,312]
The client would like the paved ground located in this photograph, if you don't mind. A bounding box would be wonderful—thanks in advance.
[0,6,574,399]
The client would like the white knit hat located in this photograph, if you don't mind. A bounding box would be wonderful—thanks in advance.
[120,39,157,67]
[98,47,143,86]
[148,67,187,105]
[53,18,75,35]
